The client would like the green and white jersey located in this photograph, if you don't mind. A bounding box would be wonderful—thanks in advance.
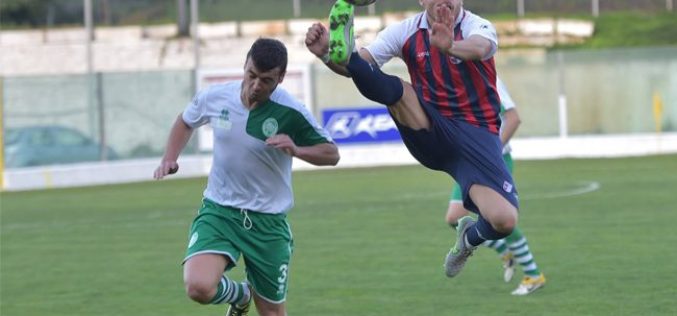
[497,77,516,155]
[182,81,332,214]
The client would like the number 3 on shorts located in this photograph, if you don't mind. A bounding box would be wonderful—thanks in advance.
[277,264,288,295]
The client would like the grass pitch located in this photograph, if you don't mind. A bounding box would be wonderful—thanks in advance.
[2,155,676,315]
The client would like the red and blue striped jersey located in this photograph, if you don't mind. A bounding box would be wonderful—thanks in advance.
[365,11,502,134]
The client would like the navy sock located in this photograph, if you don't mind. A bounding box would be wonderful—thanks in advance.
[465,216,512,247]
[345,52,403,106]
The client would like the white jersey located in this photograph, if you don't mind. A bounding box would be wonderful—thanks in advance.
[496,77,516,155]
[183,81,332,214]
[365,10,498,68]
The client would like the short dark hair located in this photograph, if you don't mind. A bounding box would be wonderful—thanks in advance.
[246,38,288,73]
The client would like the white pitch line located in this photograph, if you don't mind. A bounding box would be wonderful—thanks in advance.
[521,181,601,200]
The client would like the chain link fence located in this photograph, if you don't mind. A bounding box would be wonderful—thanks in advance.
[1,0,674,28]
[1,0,675,169]
[2,46,676,168]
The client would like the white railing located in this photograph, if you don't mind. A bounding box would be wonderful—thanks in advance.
[2,133,676,191]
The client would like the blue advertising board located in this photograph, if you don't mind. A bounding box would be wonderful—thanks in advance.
[322,107,402,144]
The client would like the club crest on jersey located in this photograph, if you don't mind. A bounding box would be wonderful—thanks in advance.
[262,118,279,137]
[211,109,232,130]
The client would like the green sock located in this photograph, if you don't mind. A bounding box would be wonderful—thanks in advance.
[483,239,509,257]
[505,227,541,277]
[209,276,249,305]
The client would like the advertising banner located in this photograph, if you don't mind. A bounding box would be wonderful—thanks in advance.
[322,107,401,144]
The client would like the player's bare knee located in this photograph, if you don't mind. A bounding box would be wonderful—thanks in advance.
[184,281,213,304]
[493,208,518,233]
[445,214,458,226]
[494,217,516,234]
[445,203,465,225]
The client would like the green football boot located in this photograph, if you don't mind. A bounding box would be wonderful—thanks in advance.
[328,0,355,65]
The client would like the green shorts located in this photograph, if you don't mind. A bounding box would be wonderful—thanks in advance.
[183,199,294,304]
[450,153,514,202]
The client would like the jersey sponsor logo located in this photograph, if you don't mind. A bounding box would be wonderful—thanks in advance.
[322,107,401,144]
[416,51,430,60]
[262,118,279,137]
[211,109,232,130]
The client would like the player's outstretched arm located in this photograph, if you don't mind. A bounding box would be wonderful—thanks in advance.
[448,35,494,61]
[305,23,352,77]
[294,142,340,166]
[153,114,194,180]
[266,134,340,166]
[431,6,493,61]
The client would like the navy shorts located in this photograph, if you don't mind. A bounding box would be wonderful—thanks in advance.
[392,103,519,214]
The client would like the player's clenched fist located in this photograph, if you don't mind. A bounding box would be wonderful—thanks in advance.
[154,160,179,180]
[305,23,329,58]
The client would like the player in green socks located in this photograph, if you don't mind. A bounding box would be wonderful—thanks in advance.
[154,38,339,315]
[445,78,546,295]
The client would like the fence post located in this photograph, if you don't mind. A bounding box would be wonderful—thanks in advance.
[592,0,599,17]
[96,72,108,161]
[668,0,674,12]
[557,51,568,139]
[84,0,97,139]
[191,0,200,94]
[0,77,4,190]
[517,0,525,17]
[293,0,301,18]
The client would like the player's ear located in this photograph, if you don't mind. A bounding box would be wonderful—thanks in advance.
[277,70,286,84]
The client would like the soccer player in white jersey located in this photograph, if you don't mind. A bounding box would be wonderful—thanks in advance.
[445,78,546,295]
[154,38,339,316]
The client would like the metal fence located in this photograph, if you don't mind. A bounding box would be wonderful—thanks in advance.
[1,0,674,28]
[2,46,676,168]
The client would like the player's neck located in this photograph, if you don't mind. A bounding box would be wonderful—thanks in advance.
[240,93,267,110]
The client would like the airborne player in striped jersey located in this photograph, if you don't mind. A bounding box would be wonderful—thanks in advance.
[306,0,519,279]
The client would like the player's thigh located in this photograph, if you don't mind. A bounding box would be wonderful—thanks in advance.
[183,253,230,288]
[183,200,243,287]
[241,212,293,304]
[387,80,430,130]
[468,184,517,232]
[253,294,286,316]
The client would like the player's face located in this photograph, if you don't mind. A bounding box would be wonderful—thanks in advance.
[420,0,462,24]
[242,58,285,105]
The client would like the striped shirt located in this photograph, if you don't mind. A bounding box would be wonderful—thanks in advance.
[365,10,502,134]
